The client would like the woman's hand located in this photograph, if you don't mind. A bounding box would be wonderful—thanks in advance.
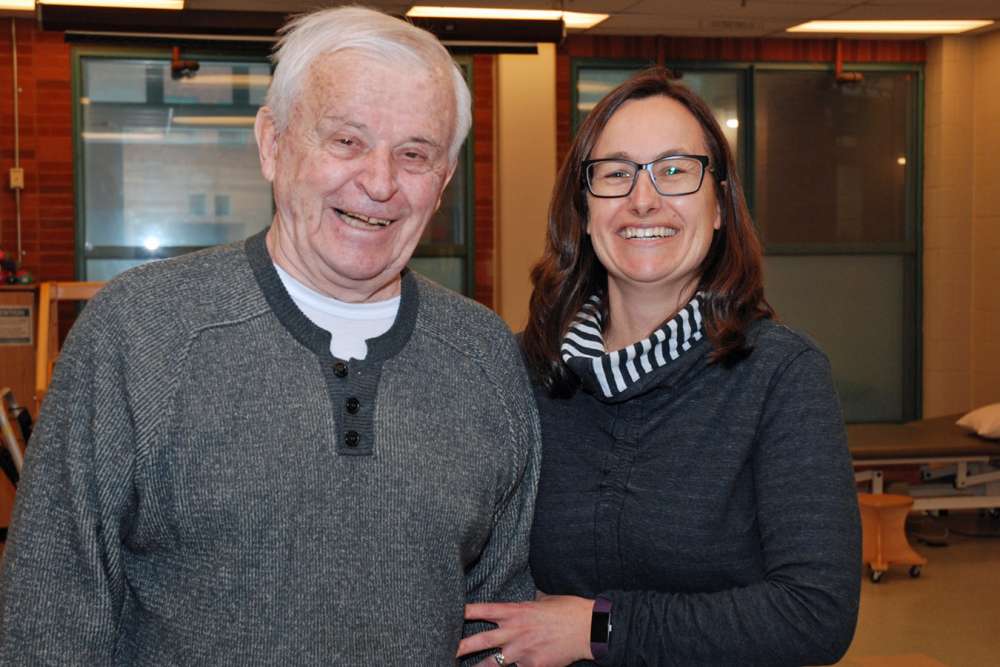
[457,593,594,667]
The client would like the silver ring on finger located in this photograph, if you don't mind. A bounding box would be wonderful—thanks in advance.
[494,652,506,666]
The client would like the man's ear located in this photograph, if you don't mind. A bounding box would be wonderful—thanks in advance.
[435,160,459,210]
[255,107,278,183]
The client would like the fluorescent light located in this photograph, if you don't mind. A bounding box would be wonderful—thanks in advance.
[787,20,993,34]
[577,82,616,95]
[0,0,34,10]
[172,116,256,126]
[82,131,167,142]
[726,118,739,129]
[38,0,184,9]
[175,74,272,88]
[407,6,608,30]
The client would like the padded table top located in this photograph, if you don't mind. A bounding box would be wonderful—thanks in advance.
[848,414,1000,460]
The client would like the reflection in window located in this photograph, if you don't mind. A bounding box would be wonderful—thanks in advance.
[574,66,743,160]
[753,68,919,422]
[754,70,915,246]
[79,57,273,277]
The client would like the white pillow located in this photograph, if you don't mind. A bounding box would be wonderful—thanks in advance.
[956,403,1000,439]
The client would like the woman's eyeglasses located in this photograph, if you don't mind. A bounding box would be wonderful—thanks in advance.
[583,155,715,198]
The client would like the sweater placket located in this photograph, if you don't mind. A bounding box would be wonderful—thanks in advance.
[593,398,646,591]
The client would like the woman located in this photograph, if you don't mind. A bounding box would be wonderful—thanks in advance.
[458,68,860,666]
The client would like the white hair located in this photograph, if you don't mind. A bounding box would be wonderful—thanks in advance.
[266,6,472,163]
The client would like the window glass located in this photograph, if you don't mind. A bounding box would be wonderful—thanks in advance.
[575,66,742,160]
[764,255,913,422]
[754,70,916,246]
[754,68,919,422]
[410,58,473,294]
[678,71,743,172]
[80,57,272,274]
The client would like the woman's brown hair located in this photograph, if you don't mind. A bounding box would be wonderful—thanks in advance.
[522,66,774,396]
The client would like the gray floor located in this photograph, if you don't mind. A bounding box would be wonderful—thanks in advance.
[838,511,1000,667]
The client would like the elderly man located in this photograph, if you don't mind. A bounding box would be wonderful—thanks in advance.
[0,7,539,664]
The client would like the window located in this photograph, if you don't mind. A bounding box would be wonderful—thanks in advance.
[410,58,475,295]
[572,60,921,422]
[756,67,920,422]
[74,51,475,296]
[77,54,273,280]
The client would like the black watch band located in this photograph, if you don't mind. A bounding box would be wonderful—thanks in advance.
[590,595,612,660]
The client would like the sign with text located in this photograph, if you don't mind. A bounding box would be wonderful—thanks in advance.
[0,306,33,346]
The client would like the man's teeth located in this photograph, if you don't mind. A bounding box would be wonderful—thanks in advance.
[621,226,678,239]
[338,209,392,227]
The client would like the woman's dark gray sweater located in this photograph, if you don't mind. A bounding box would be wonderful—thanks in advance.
[530,320,861,666]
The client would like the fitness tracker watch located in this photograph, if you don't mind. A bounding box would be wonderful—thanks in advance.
[590,595,612,660]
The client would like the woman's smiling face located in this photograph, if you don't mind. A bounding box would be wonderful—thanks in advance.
[586,95,721,311]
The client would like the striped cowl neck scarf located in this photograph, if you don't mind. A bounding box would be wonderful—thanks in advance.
[561,294,705,399]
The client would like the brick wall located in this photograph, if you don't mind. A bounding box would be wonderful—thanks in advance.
[472,54,495,309]
[0,19,75,283]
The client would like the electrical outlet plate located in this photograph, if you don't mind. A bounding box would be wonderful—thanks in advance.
[9,167,25,190]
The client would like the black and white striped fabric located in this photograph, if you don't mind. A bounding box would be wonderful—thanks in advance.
[561,294,704,399]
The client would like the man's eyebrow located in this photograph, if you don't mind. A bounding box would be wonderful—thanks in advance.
[318,115,365,130]
[404,136,444,150]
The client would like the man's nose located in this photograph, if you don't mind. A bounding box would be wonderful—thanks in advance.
[628,166,661,216]
[357,147,398,202]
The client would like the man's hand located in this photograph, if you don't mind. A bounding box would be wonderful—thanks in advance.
[458,593,594,667]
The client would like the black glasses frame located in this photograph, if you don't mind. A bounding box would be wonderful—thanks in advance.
[582,154,714,198]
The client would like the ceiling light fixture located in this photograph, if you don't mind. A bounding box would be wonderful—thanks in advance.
[406,6,608,30]
[787,20,994,35]
[172,115,256,126]
[38,0,185,9]
[0,0,34,10]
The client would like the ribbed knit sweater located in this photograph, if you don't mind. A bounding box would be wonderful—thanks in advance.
[0,230,541,664]
[530,317,861,666]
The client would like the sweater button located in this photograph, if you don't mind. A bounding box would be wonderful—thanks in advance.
[345,430,360,447]
[334,362,348,378]
[346,397,360,414]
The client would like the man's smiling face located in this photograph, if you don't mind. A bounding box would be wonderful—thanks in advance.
[257,49,456,302]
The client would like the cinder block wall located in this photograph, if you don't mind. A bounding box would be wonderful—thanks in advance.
[970,30,1000,408]
[923,31,1000,417]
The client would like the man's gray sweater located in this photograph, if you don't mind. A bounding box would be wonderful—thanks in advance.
[0,230,540,664]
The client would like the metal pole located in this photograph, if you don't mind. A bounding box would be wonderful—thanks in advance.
[11,18,23,264]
